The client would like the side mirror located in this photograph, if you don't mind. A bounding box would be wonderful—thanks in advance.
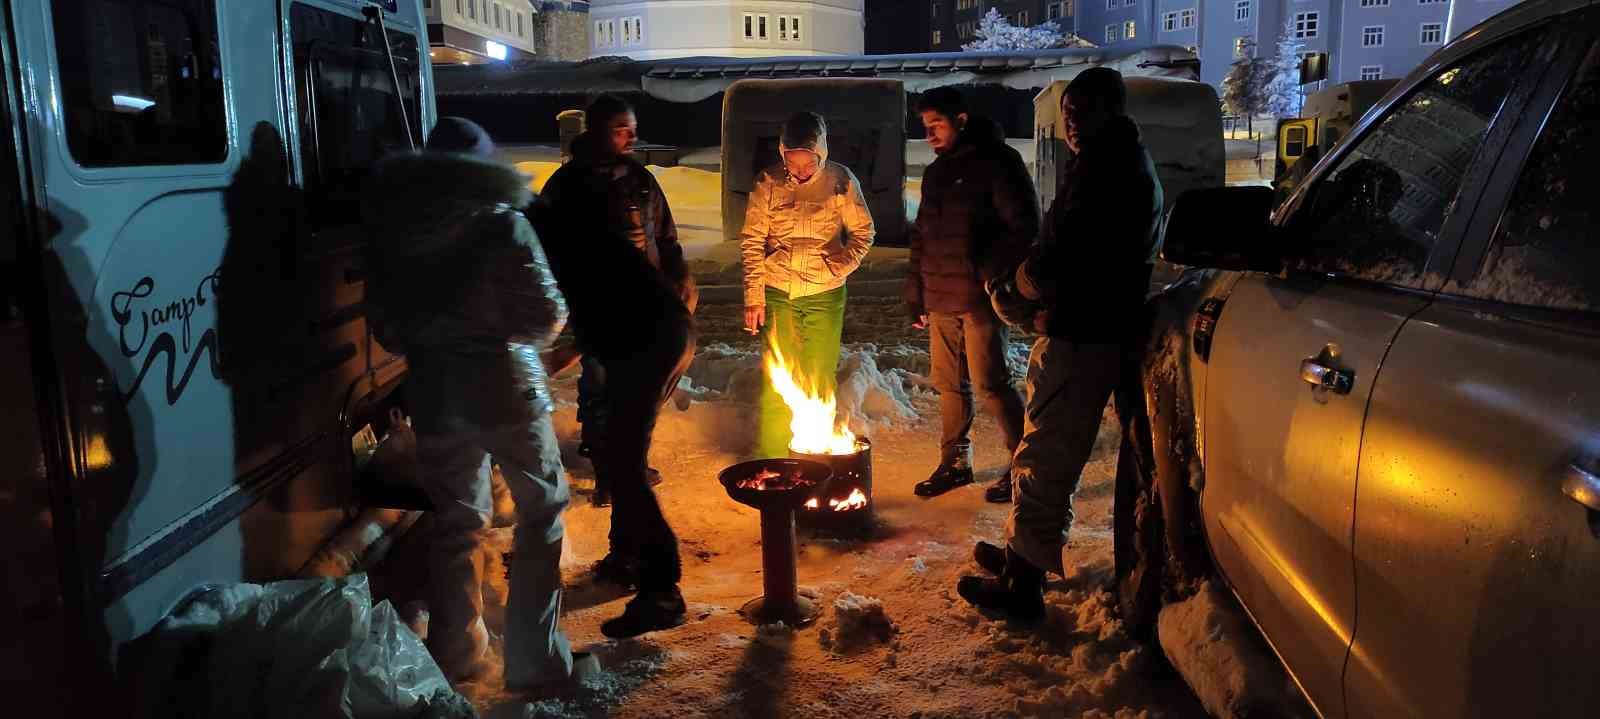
[1161,186,1282,273]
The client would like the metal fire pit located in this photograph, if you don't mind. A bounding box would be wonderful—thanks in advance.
[718,458,833,627]
[792,437,873,530]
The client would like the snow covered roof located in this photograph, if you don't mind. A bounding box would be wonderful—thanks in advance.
[432,46,1200,102]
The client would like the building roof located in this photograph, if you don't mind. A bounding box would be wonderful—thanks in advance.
[433,46,1201,101]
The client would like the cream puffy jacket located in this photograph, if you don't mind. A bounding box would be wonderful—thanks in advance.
[739,135,876,307]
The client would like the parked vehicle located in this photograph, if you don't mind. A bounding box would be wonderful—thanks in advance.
[1117,1,1600,716]
[1273,78,1399,192]
[2,0,432,711]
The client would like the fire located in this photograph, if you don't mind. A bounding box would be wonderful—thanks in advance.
[764,336,858,456]
[829,488,869,512]
[804,498,820,510]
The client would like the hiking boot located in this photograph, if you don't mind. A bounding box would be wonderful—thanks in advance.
[914,463,974,498]
[601,586,687,639]
[593,553,640,589]
[984,470,1013,504]
[956,547,1045,623]
[973,540,1007,576]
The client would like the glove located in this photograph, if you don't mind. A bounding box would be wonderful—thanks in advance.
[986,275,1041,331]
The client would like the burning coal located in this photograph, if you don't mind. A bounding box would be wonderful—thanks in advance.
[737,466,814,491]
[803,488,868,513]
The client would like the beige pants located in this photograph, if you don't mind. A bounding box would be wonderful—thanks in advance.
[1005,338,1123,576]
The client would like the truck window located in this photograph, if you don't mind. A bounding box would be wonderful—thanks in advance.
[1290,33,1541,287]
[290,3,422,230]
[1465,39,1600,313]
[51,0,227,167]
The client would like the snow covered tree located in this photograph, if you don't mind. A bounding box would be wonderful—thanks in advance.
[1221,39,1267,119]
[961,8,1095,51]
[1260,21,1307,117]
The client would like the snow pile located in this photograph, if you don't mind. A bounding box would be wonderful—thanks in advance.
[493,643,672,719]
[1157,582,1314,719]
[682,343,763,403]
[835,348,921,433]
[820,591,896,651]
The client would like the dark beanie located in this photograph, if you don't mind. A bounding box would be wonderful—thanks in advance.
[1067,67,1128,116]
[426,116,495,156]
[780,111,827,150]
[584,94,633,132]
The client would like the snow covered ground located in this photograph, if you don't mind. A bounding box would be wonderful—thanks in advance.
[363,288,1213,717]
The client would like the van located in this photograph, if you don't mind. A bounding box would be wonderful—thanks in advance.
[2,0,433,708]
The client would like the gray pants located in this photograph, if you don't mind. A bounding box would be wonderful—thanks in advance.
[928,311,1026,468]
[1005,337,1123,576]
[416,414,573,685]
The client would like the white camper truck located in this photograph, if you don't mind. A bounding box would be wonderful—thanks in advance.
[1,0,433,709]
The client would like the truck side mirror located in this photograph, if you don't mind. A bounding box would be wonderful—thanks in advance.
[1161,186,1282,273]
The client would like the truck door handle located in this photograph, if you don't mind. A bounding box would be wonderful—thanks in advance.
[1562,463,1600,513]
[1300,359,1354,395]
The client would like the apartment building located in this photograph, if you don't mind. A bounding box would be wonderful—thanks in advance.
[1201,0,1512,88]
[588,0,864,60]
[425,0,541,64]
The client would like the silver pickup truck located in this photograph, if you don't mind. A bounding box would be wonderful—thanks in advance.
[1115,1,1600,716]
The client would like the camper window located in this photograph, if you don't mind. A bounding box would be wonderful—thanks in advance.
[290,3,422,230]
[51,0,227,168]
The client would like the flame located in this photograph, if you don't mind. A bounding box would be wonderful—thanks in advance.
[764,336,857,456]
[804,498,820,510]
[829,488,869,512]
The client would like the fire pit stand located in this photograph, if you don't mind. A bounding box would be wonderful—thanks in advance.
[718,458,833,627]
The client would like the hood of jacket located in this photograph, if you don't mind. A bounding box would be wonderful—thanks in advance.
[364,151,533,257]
[777,120,829,185]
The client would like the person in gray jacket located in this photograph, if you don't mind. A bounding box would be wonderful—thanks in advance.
[363,118,593,687]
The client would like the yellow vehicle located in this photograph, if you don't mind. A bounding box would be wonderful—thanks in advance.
[1275,79,1399,192]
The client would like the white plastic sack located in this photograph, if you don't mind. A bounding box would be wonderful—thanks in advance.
[133,575,476,719]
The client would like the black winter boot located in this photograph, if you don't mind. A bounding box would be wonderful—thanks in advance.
[601,586,687,639]
[984,469,1013,504]
[972,541,1007,576]
[957,547,1046,623]
[915,462,975,498]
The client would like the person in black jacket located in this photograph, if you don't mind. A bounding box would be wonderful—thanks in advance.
[564,95,695,509]
[535,99,695,639]
[958,68,1164,622]
[905,87,1035,503]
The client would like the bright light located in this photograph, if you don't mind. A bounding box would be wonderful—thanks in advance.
[485,40,507,61]
[111,94,155,111]
[764,336,857,456]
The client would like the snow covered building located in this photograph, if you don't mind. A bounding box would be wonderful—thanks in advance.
[1197,0,1521,89]
[587,0,864,60]
[425,0,543,64]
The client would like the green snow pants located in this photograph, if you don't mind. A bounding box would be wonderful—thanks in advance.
[757,285,848,458]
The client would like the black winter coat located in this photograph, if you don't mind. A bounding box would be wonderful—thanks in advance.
[905,117,1040,316]
[536,134,693,362]
[1019,116,1163,343]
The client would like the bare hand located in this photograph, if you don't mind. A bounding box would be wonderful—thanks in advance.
[744,305,766,334]
[912,314,929,330]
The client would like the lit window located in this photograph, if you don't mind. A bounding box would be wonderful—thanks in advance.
[1181,9,1196,28]
[1125,20,1136,39]
[1235,0,1250,21]
[1421,22,1443,45]
[1362,24,1384,47]
[1294,11,1319,38]
[1360,65,1383,81]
